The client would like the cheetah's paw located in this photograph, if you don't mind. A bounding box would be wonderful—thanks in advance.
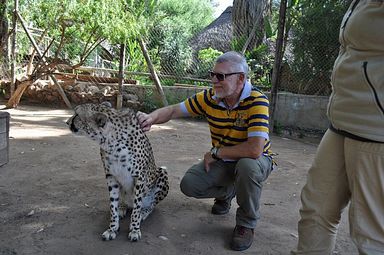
[128,229,141,242]
[101,229,118,241]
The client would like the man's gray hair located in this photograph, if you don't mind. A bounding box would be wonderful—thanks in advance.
[216,51,249,77]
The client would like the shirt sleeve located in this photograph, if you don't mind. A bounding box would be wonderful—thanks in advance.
[247,95,270,140]
[182,90,207,117]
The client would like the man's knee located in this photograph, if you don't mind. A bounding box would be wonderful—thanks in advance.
[236,158,266,183]
[180,173,199,197]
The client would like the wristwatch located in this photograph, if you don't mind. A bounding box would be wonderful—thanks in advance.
[210,147,221,160]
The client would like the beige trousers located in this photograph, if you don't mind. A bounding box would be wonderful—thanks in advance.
[292,130,384,255]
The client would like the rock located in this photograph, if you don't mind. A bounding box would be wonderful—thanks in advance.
[74,83,86,92]
[158,235,168,241]
[87,85,99,94]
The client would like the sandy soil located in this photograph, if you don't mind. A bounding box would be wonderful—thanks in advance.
[0,103,357,255]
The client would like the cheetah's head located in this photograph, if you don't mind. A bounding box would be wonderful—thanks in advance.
[66,102,115,143]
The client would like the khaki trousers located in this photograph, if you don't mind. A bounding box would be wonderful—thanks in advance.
[180,156,273,229]
[292,130,384,255]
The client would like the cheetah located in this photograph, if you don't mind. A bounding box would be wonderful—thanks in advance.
[66,102,169,241]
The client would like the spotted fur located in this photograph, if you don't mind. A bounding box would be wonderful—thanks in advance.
[66,102,169,241]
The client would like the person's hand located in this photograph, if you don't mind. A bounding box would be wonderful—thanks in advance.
[203,152,217,172]
[136,111,153,132]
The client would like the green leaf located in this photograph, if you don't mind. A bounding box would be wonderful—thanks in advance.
[264,18,273,39]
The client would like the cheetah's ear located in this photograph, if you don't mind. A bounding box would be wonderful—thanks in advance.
[94,113,108,128]
[100,101,112,108]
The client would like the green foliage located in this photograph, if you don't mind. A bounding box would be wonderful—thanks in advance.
[230,35,248,52]
[23,0,154,42]
[157,0,214,35]
[8,0,216,88]
[264,18,274,39]
[225,1,280,89]
[148,0,215,77]
[196,48,223,78]
[125,39,147,72]
[14,0,157,65]
[7,0,215,86]
[290,0,350,94]
[246,44,274,88]
[158,26,193,75]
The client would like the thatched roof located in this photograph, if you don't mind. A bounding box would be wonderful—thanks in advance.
[189,6,233,53]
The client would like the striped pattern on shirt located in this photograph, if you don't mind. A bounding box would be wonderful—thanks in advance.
[182,87,272,156]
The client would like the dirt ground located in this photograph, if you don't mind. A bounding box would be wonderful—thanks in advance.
[0,102,358,255]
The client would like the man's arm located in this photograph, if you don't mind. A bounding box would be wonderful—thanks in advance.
[216,136,265,160]
[204,136,265,171]
[137,104,185,131]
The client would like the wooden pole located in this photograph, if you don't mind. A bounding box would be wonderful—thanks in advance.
[16,11,72,109]
[75,66,211,83]
[116,44,125,109]
[241,24,257,55]
[10,0,18,97]
[138,38,168,106]
[269,0,287,134]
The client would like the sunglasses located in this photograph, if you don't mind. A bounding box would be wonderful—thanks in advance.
[209,71,244,81]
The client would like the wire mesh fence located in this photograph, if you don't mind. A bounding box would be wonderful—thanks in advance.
[0,1,351,108]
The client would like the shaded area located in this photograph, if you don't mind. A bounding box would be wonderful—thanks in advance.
[0,104,356,254]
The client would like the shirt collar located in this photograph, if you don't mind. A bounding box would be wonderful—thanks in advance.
[212,81,252,108]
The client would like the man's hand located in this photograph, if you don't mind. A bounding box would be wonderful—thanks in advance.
[137,111,153,132]
[204,152,217,172]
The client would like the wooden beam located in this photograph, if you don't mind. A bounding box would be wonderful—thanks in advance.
[53,72,137,84]
[16,11,72,109]
[116,44,125,109]
[74,66,211,84]
[139,38,168,106]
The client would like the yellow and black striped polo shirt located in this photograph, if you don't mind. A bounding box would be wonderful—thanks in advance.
[180,82,272,156]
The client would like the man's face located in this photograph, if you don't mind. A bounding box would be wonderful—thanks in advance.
[211,61,244,99]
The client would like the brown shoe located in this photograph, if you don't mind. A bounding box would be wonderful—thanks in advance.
[211,188,235,215]
[230,225,254,251]
[211,198,232,215]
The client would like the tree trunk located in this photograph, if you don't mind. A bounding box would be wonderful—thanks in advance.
[5,78,33,108]
[0,0,9,71]
[232,0,270,52]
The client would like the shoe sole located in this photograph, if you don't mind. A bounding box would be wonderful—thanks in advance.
[211,209,230,215]
[230,242,252,251]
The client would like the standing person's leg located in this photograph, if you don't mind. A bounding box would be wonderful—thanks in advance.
[292,130,351,254]
[345,138,384,254]
[180,160,235,199]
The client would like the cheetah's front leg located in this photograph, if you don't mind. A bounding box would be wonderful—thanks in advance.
[128,177,144,241]
[101,175,121,241]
